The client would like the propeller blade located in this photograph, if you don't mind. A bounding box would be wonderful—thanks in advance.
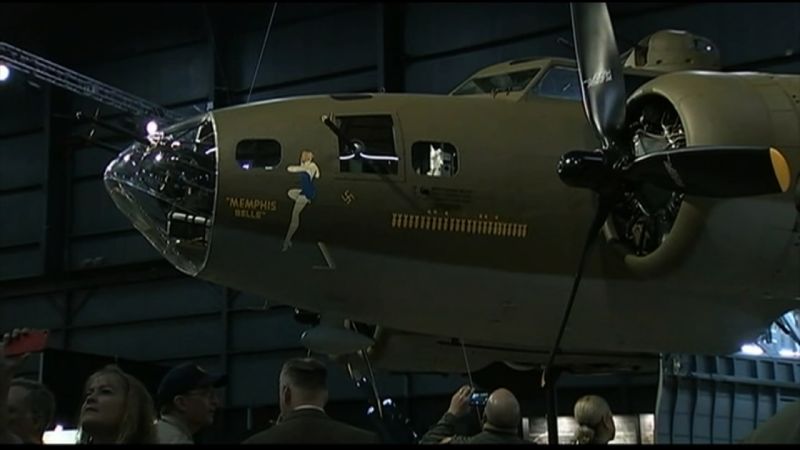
[624,146,791,197]
[570,2,627,146]
[541,196,613,388]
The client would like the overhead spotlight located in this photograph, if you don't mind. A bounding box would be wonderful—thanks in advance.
[740,343,764,356]
[146,120,158,135]
[0,64,10,82]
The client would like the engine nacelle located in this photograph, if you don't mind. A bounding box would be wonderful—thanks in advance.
[604,71,800,278]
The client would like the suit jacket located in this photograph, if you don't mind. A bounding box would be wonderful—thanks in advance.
[243,408,381,444]
[419,412,531,445]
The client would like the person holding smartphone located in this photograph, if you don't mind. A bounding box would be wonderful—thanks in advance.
[419,385,530,444]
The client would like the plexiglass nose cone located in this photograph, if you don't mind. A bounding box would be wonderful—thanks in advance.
[103,114,218,275]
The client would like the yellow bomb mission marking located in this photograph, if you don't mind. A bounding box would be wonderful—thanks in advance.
[391,213,528,238]
[226,197,277,220]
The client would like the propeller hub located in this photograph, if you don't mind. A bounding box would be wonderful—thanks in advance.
[557,150,612,190]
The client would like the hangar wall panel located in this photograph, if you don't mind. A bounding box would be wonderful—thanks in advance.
[161,356,223,375]
[403,3,571,58]
[0,190,44,247]
[72,145,123,179]
[68,316,223,361]
[0,78,46,281]
[168,102,215,119]
[70,179,135,236]
[326,363,411,402]
[0,132,46,190]
[244,3,360,29]
[407,373,468,397]
[0,247,42,281]
[244,69,378,102]
[231,291,270,310]
[228,352,297,406]
[230,309,312,352]
[69,42,212,109]
[0,80,43,136]
[69,279,222,327]
[224,5,377,93]
[68,233,160,270]
[35,3,206,69]
[656,354,800,444]
[0,294,63,331]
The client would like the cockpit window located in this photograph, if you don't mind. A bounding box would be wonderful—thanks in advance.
[530,66,582,101]
[451,68,540,96]
[236,139,281,170]
[530,66,654,101]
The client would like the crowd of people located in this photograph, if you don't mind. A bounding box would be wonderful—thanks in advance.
[16,326,795,444]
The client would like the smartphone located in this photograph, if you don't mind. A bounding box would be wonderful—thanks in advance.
[469,391,489,406]
[3,330,49,357]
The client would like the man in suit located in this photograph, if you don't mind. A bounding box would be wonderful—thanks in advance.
[419,385,530,444]
[243,357,380,444]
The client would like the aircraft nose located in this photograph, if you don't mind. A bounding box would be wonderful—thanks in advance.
[103,115,217,275]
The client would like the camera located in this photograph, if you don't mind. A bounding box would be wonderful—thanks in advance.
[469,392,489,406]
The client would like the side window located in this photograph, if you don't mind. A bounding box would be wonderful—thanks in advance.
[411,142,459,177]
[236,139,281,170]
[337,115,398,175]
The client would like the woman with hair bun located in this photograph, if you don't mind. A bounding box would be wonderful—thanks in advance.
[573,395,615,445]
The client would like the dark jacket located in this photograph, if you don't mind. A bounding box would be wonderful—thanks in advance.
[419,412,531,444]
[243,408,381,444]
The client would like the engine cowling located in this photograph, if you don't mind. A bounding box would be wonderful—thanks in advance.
[604,71,800,277]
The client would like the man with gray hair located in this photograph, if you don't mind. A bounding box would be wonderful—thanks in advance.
[243,357,380,444]
[7,378,56,444]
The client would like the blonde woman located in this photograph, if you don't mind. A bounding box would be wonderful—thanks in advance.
[78,365,158,444]
[283,149,320,252]
[573,395,615,445]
